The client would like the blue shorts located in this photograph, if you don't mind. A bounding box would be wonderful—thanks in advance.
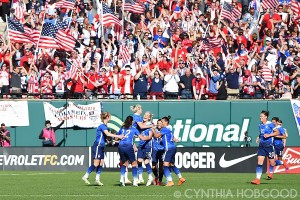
[118,145,136,163]
[257,145,275,159]
[92,146,104,160]
[274,144,284,157]
[152,149,164,163]
[137,146,152,160]
[163,148,176,163]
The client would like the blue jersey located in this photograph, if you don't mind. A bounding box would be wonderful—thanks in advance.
[118,127,140,146]
[274,126,285,146]
[94,123,108,147]
[153,137,164,151]
[132,114,143,132]
[258,121,276,147]
[160,125,176,150]
[139,128,152,148]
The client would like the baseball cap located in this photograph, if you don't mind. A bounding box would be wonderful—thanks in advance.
[45,120,51,124]
[245,70,251,76]
[265,37,272,42]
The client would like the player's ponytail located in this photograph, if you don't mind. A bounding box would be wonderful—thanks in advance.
[130,104,142,113]
[122,116,133,129]
[101,112,110,122]
[162,115,171,124]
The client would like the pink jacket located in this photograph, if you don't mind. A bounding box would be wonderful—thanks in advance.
[42,128,56,146]
[1,130,11,147]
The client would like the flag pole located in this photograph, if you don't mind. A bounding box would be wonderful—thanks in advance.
[121,0,125,40]
[34,21,45,62]
[216,3,223,37]
[5,15,12,52]
[101,1,104,38]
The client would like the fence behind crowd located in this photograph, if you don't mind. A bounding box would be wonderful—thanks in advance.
[0,147,299,173]
[0,100,300,147]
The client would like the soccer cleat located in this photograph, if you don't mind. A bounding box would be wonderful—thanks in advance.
[133,180,139,187]
[120,181,125,187]
[95,179,104,186]
[165,181,174,187]
[283,161,289,172]
[157,181,162,186]
[153,177,158,185]
[178,177,186,186]
[251,178,260,185]
[146,176,153,186]
[138,179,144,184]
[125,179,132,184]
[82,176,90,185]
[267,173,273,180]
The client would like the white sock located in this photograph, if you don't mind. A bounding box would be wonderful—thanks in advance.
[139,174,143,180]
[177,173,182,179]
[84,173,89,178]
[96,174,100,181]
[120,175,125,183]
[125,171,129,181]
[148,173,153,179]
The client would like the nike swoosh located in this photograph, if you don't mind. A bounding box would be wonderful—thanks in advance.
[219,153,257,168]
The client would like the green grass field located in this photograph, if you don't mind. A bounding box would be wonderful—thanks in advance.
[0,172,299,200]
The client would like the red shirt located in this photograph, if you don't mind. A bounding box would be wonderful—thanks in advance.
[192,77,206,93]
[263,13,281,30]
[158,61,171,71]
[85,73,98,90]
[73,76,85,93]
[97,75,109,93]
[171,48,188,61]
[41,79,53,94]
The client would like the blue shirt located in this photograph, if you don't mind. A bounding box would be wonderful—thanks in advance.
[160,126,176,150]
[94,123,108,147]
[132,114,143,132]
[258,121,276,147]
[139,128,152,148]
[118,127,140,146]
[274,126,285,146]
[153,136,164,151]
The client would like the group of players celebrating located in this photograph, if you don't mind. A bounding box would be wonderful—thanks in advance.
[82,104,185,187]
[251,110,289,185]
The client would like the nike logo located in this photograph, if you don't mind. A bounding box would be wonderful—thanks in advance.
[219,153,257,168]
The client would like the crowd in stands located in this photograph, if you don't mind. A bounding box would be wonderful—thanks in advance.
[0,0,300,100]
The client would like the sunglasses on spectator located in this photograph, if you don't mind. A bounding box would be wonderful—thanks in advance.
[92,63,97,65]
[154,73,159,75]
[126,69,130,72]
[179,62,185,64]
[158,30,162,32]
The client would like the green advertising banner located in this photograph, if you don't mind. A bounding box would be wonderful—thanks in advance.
[5,100,300,147]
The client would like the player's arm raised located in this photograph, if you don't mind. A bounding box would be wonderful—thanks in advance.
[103,130,124,139]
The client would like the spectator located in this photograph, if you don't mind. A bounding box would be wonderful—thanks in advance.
[225,61,241,99]
[9,58,22,99]
[0,123,11,147]
[192,72,207,100]
[39,120,64,147]
[72,70,86,99]
[240,70,257,99]
[164,68,180,99]
[149,65,164,99]
[40,72,53,99]
[0,62,9,98]
[179,68,195,99]
[134,65,150,99]
[120,65,134,99]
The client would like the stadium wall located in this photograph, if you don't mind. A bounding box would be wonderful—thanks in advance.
[5,100,300,147]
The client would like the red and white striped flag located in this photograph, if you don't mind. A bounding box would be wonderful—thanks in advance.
[221,2,235,23]
[292,0,300,19]
[120,44,131,66]
[261,0,279,9]
[39,22,76,52]
[183,6,192,16]
[55,0,76,10]
[124,0,145,14]
[232,5,241,20]
[12,2,26,22]
[7,18,40,45]
[101,2,121,27]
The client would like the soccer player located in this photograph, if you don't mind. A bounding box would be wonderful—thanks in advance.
[137,111,154,186]
[153,116,186,187]
[268,118,289,179]
[152,119,164,186]
[251,111,279,185]
[130,104,153,183]
[118,116,151,187]
[279,120,288,148]
[82,112,124,186]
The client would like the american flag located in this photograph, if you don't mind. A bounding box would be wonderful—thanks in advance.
[55,0,76,10]
[261,0,278,9]
[221,2,235,22]
[124,0,145,14]
[7,18,40,45]
[101,2,121,27]
[65,59,78,80]
[183,6,192,16]
[120,43,131,66]
[55,19,69,30]
[200,37,221,51]
[292,0,300,19]
[38,22,76,52]
[232,5,241,20]
[12,2,26,22]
